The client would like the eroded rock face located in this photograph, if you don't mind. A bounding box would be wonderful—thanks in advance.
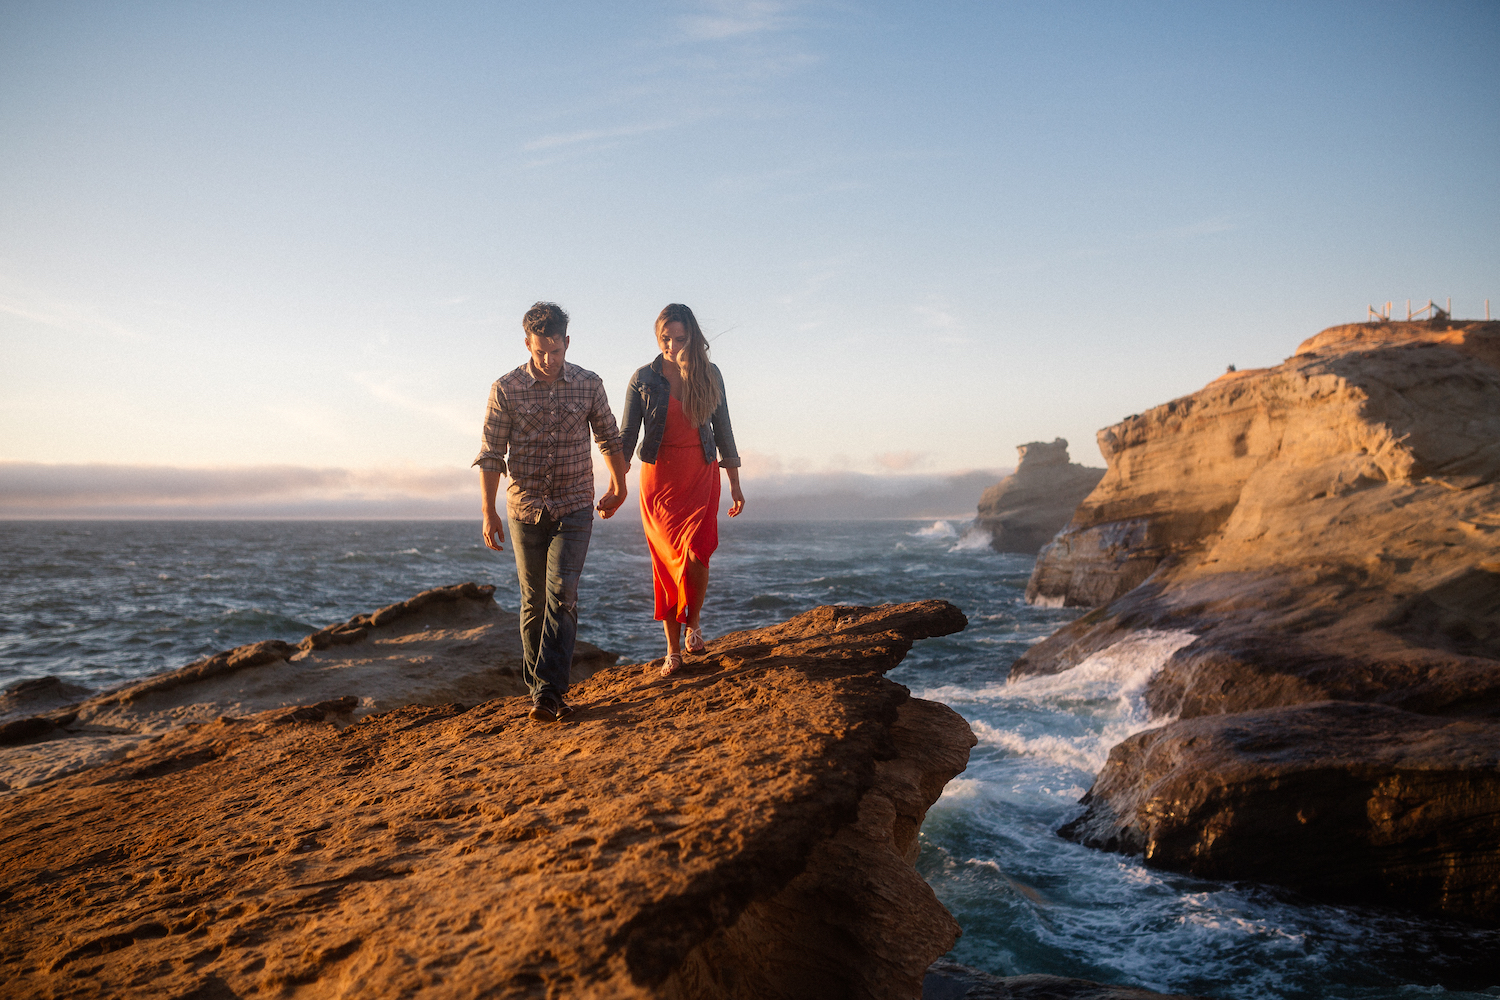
[1060,702,1500,922]
[0,600,974,1000]
[0,584,617,791]
[1010,321,1500,920]
[976,439,1105,555]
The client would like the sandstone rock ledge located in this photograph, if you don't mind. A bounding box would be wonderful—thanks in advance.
[0,600,974,1000]
[1010,320,1500,922]
[0,584,616,792]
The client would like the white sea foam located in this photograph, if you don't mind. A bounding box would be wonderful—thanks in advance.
[936,777,986,802]
[912,519,957,539]
[1006,628,1197,703]
[922,629,1197,774]
[1029,593,1066,608]
[949,526,993,552]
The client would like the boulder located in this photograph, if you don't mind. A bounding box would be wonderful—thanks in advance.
[975,439,1105,555]
[1060,701,1500,922]
[1010,320,1500,920]
[0,600,975,1000]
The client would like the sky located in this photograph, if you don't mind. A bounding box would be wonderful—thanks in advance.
[2,1,1497,517]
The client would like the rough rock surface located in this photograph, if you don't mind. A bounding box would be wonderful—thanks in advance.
[0,600,974,1000]
[1011,321,1500,920]
[0,583,616,791]
[923,959,1207,999]
[975,440,1105,555]
[1060,702,1500,921]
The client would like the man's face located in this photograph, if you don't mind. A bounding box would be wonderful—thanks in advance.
[526,332,569,381]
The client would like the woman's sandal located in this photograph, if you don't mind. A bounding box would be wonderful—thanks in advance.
[685,627,705,654]
[659,652,683,678]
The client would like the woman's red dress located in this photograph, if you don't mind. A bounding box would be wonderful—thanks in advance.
[640,395,720,623]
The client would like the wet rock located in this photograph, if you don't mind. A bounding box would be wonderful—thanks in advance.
[923,958,1207,999]
[1059,701,1500,922]
[0,600,973,1000]
[975,439,1105,555]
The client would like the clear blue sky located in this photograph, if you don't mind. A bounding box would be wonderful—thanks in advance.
[3,1,1497,501]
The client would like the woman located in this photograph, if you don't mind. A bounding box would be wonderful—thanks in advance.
[621,303,745,677]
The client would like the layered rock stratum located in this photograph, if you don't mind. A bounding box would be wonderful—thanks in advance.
[0,597,977,999]
[974,440,1105,555]
[0,583,616,792]
[1013,320,1500,921]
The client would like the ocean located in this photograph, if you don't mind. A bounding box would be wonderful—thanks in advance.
[1,518,1495,999]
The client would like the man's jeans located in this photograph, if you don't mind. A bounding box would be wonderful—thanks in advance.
[509,508,593,703]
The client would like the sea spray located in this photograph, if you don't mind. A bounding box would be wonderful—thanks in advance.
[922,628,1196,776]
[950,525,994,552]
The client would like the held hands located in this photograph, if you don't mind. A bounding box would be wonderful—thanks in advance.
[728,484,745,517]
[597,490,626,519]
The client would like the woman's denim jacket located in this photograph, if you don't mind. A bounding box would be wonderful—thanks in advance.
[621,358,741,469]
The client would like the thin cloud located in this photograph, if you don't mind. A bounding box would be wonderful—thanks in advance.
[350,372,474,435]
[874,451,930,472]
[0,462,473,513]
[682,0,797,41]
[1159,214,1241,239]
[0,461,1010,520]
[522,120,679,152]
[0,289,149,344]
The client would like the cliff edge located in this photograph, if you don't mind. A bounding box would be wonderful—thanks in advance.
[975,439,1105,555]
[1014,320,1500,922]
[0,599,975,999]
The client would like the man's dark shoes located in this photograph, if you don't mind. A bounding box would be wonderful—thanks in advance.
[529,694,562,723]
[555,699,574,721]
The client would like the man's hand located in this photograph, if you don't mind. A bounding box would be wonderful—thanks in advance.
[597,490,625,519]
[599,451,629,520]
[482,509,505,551]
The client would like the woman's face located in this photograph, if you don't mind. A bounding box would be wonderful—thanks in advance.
[658,320,692,368]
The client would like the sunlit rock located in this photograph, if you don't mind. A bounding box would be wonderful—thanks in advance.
[1011,319,1500,921]
[0,599,974,999]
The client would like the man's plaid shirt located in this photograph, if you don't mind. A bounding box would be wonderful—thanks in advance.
[472,361,623,523]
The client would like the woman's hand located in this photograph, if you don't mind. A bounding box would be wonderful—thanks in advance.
[597,490,625,519]
[727,484,745,517]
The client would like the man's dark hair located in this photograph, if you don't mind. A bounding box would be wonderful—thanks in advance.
[523,301,569,341]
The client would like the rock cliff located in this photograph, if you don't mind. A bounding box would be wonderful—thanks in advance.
[975,440,1105,555]
[1014,320,1500,921]
[0,599,975,1000]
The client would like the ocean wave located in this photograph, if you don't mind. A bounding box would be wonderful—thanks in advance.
[921,629,1196,773]
[950,527,992,552]
[912,520,958,539]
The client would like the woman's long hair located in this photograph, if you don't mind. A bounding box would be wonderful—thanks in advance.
[657,303,721,427]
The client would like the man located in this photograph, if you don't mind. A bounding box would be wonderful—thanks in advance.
[474,301,628,723]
